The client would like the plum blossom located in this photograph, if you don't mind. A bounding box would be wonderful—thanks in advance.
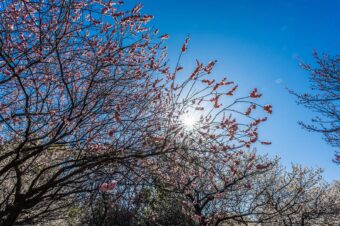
[99,180,117,192]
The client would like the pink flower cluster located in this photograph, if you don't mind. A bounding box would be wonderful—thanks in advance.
[99,180,117,192]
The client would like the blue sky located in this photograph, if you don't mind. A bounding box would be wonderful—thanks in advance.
[134,0,339,181]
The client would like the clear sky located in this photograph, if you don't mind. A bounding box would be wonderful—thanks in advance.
[134,0,339,181]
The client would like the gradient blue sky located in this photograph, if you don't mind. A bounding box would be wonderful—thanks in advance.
[135,0,339,181]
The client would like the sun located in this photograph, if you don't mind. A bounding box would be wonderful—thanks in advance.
[179,103,208,130]
[182,115,196,127]
[180,112,200,129]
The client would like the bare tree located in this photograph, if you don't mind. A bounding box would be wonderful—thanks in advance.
[291,52,340,162]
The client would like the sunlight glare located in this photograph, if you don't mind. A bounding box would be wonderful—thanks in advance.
[180,113,198,129]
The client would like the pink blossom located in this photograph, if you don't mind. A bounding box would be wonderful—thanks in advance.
[250,88,262,98]
[160,34,169,40]
[99,180,117,192]
[256,163,270,170]
[108,180,117,190]
[99,183,108,192]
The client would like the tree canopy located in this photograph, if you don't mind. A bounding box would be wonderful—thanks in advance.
[0,1,338,225]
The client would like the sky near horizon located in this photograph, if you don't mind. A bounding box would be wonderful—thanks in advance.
[131,0,339,181]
